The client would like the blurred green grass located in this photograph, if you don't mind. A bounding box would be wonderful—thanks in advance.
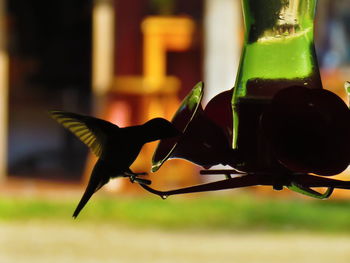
[1,194,350,233]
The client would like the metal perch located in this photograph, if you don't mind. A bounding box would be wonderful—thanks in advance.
[139,170,350,199]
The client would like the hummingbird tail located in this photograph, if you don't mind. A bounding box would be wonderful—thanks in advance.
[72,189,94,218]
[73,159,109,218]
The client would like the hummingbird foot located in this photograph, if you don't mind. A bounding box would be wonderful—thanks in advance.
[124,170,151,185]
[127,173,151,185]
[131,176,152,185]
[125,171,148,177]
[133,172,148,176]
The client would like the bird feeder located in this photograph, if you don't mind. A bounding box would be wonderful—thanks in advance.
[141,0,350,199]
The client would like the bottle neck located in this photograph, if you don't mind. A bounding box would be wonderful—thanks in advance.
[234,0,321,100]
[243,0,317,43]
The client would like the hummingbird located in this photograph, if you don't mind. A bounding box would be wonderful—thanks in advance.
[49,110,180,218]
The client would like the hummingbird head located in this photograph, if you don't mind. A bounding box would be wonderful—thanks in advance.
[143,118,181,142]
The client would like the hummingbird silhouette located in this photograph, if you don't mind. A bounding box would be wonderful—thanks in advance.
[49,110,180,218]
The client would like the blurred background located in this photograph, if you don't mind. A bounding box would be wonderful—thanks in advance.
[1,0,350,262]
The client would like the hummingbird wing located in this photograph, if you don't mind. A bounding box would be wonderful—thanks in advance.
[49,110,119,157]
[73,159,110,218]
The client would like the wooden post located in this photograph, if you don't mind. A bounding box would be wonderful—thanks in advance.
[0,0,8,182]
[92,0,115,113]
[203,0,242,104]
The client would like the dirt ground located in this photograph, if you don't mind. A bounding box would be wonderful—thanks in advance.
[1,221,350,263]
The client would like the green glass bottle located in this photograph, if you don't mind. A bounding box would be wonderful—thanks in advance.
[232,0,322,172]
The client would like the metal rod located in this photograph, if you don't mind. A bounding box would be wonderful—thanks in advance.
[139,174,270,198]
[294,174,350,189]
[200,169,245,175]
[139,173,350,198]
